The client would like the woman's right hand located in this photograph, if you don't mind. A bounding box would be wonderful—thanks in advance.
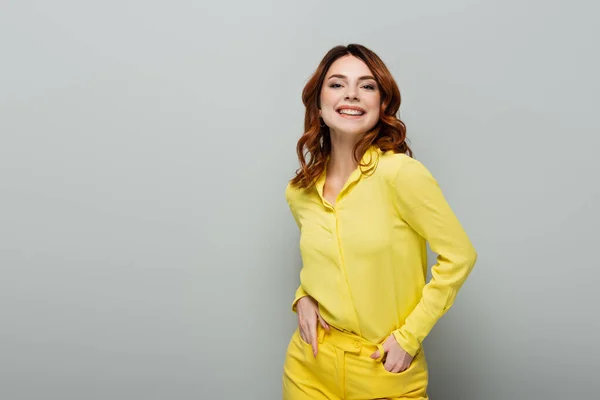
[296,295,330,357]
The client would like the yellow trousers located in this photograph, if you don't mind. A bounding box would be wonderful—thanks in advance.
[282,324,429,399]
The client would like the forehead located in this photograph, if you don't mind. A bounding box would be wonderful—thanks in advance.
[326,55,373,78]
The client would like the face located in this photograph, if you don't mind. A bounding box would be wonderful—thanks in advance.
[319,55,381,138]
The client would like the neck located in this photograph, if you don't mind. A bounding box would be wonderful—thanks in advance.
[327,130,362,177]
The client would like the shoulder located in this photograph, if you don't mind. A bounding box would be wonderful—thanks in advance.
[285,180,306,206]
[377,151,435,186]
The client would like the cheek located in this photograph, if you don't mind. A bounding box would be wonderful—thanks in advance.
[320,90,337,108]
[368,95,381,118]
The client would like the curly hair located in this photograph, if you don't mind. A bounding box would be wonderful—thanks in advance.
[290,44,412,189]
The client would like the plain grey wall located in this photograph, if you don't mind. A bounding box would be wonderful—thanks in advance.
[1,1,598,399]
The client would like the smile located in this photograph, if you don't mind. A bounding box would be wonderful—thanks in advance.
[336,106,366,116]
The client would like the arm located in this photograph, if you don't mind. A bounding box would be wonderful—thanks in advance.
[286,184,310,313]
[285,184,329,356]
[392,157,477,356]
[292,286,310,313]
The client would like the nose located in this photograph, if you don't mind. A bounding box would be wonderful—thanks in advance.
[344,86,359,101]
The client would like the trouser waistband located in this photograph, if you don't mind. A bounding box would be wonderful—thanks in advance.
[315,324,385,362]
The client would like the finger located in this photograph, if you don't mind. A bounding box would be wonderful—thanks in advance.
[388,362,401,373]
[384,352,399,372]
[377,343,392,361]
[300,322,311,344]
[309,322,318,357]
[317,314,330,331]
[384,359,394,372]
[391,359,410,373]
[299,329,307,344]
[382,336,394,352]
[394,360,405,373]
[399,361,410,372]
[383,353,393,371]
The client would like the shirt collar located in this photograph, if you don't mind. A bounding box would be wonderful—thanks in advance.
[315,144,381,206]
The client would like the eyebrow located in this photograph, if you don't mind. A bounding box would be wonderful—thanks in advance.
[327,74,376,81]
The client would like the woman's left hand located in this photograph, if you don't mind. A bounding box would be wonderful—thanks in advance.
[370,334,414,373]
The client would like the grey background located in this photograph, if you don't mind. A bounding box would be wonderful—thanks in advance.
[1,0,598,399]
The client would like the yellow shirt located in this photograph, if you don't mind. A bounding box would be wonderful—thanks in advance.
[285,145,477,357]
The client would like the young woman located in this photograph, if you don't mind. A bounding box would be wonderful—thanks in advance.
[282,44,477,399]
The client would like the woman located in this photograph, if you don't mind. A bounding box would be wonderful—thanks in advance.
[282,44,477,400]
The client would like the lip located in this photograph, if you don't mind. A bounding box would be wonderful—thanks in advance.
[336,105,366,113]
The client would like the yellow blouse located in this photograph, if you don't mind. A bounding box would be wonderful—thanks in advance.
[285,145,477,356]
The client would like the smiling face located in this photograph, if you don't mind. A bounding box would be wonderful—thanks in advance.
[319,54,381,139]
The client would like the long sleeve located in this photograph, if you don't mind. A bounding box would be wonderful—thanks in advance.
[292,286,309,312]
[286,183,310,313]
[391,158,477,356]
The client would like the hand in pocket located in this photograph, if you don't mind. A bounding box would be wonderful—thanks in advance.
[296,295,330,357]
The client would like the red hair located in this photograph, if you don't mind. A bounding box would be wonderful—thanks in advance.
[290,44,413,189]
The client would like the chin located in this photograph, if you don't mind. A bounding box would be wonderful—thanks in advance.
[330,123,377,137]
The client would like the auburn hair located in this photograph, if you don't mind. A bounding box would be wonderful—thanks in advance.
[290,44,413,189]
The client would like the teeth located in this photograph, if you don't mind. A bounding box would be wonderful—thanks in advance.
[338,109,364,115]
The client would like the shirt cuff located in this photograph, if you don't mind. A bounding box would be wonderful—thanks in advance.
[292,286,309,313]
[392,328,421,357]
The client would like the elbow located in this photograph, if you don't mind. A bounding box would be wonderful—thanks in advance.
[469,246,478,267]
[451,247,477,288]
[463,245,478,275]
[455,244,477,274]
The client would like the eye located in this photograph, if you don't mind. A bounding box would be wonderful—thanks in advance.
[329,83,342,88]
[362,84,376,90]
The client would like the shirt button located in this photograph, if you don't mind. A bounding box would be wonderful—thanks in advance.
[354,341,361,349]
